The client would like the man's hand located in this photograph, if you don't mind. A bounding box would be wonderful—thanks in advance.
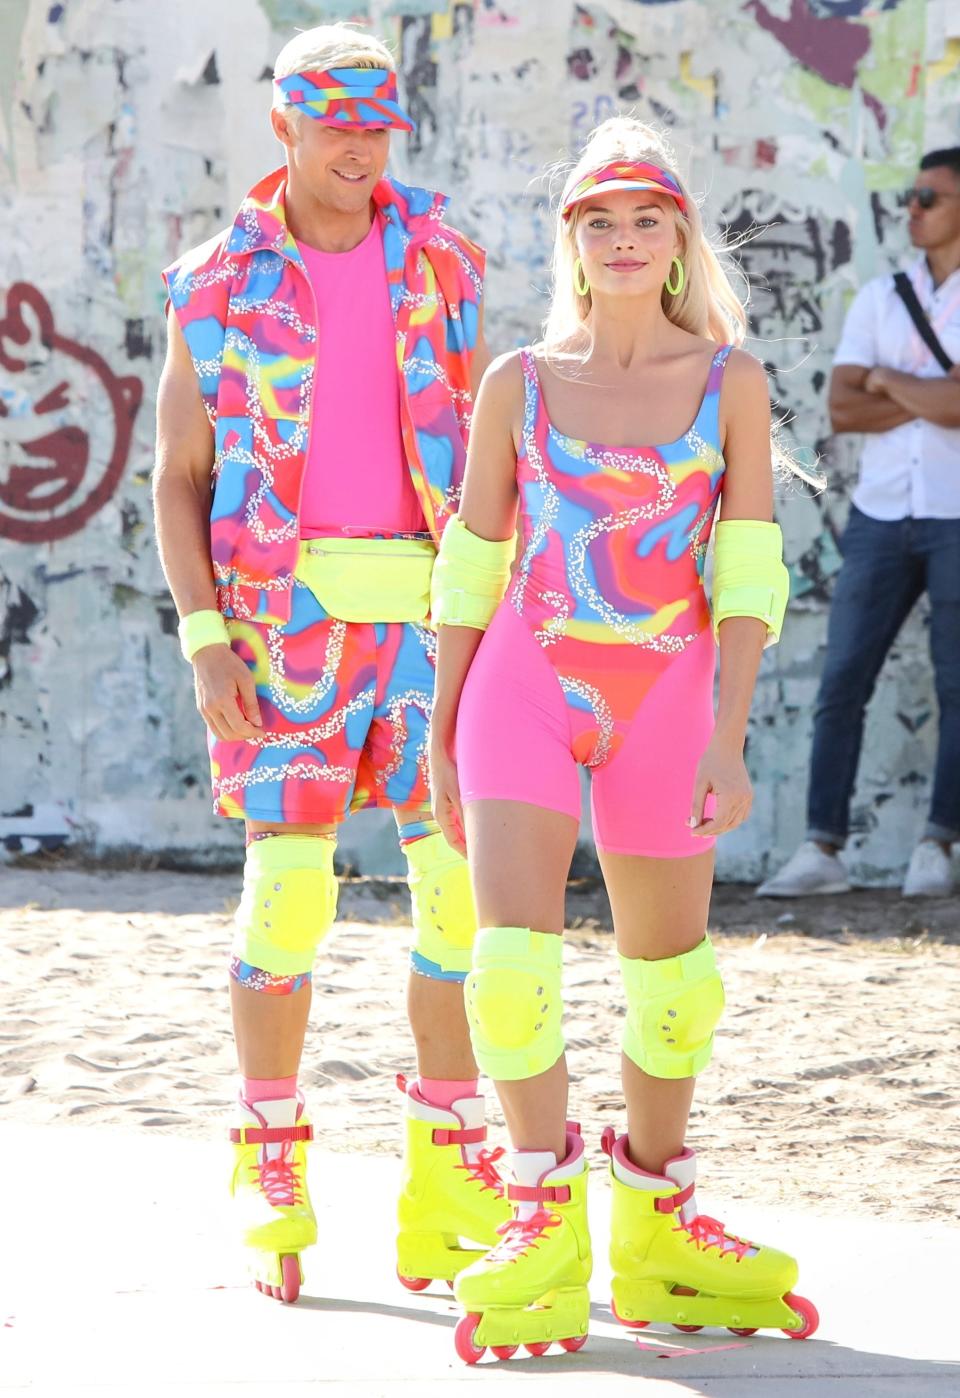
[829,364,917,433]
[193,645,263,741]
[863,367,890,395]
[867,364,960,428]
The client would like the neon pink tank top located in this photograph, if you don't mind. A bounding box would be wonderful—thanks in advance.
[297,220,426,537]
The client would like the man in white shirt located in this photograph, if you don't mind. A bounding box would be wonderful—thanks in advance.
[759,148,960,898]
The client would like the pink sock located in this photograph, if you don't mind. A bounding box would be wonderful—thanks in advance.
[417,1077,478,1111]
[241,1074,298,1104]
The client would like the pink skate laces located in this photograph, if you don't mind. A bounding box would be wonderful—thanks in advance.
[251,1139,305,1209]
[676,1213,753,1260]
[489,1207,561,1263]
[458,1146,506,1196]
[231,1098,311,1208]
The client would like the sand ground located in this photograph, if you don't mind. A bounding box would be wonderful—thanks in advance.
[1,863,957,1223]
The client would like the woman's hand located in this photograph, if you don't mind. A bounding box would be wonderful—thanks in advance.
[689,735,753,838]
[429,736,467,857]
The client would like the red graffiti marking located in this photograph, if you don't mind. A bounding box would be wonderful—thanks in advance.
[0,283,142,544]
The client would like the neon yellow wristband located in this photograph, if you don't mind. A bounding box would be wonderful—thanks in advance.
[178,608,230,662]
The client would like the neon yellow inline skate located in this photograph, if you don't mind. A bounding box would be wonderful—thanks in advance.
[453,1126,591,1364]
[603,1128,818,1339]
[229,1095,316,1304]
[396,1074,511,1291]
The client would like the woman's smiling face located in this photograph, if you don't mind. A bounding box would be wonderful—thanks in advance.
[575,188,680,298]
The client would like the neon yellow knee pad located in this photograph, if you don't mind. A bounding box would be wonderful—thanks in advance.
[404,831,477,981]
[620,935,724,1079]
[233,835,339,979]
[465,927,564,1081]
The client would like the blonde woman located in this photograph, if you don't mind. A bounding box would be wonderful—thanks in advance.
[429,118,818,1362]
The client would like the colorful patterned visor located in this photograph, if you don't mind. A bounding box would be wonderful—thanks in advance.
[273,67,415,132]
[562,160,687,219]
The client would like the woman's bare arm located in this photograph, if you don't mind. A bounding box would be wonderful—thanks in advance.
[692,349,775,836]
[430,352,522,850]
[432,351,522,742]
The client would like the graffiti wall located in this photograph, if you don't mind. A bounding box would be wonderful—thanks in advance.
[1,0,958,879]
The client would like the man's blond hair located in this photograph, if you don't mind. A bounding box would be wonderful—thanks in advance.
[273,22,394,83]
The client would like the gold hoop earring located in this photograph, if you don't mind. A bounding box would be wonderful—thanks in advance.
[665,256,685,297]
[574,258,590,296]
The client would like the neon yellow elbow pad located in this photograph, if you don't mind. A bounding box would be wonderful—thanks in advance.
[430,517,514,631]
[711,520,789,647]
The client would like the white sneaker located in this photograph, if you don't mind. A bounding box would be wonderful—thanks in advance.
[756,841,851,897]
[902,841,954,898]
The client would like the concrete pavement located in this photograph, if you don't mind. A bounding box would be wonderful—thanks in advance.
[2,1123,957,1396]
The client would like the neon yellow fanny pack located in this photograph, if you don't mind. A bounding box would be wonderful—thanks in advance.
[295,537,436,623]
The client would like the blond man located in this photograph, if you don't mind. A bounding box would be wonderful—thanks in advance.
[154,24,505,1303]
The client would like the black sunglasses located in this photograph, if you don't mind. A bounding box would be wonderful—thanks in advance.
[903,186,960,210]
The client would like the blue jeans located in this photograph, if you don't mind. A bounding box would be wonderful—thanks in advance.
[807,506,960,847]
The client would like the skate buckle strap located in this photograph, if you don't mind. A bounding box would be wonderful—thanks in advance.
[654,1181,696,1214]
[432,1125,487,1146]
[230,1123,314,1146]
[507,1182,572,1205]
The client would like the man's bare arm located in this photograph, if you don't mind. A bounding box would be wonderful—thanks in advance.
[153,308,262,741]
[867,366,960,429]
[154,308,219,615]
[829,364,916,434]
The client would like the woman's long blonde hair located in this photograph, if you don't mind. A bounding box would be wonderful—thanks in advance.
[544,116,747,353]
[543,116,819,487]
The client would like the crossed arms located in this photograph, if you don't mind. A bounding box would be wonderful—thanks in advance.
[830,362,960,434]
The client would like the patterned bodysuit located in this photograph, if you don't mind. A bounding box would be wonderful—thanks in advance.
[457,344,731,856]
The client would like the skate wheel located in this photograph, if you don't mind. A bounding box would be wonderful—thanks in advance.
[454,1313,486,1365]
[729,1327,758,1336]
[559,1333,588,1352]
[524,1341,551,1356]
[782,1292,819,1340]
[396,1269,431,1292]
[491,1344,518,1360]
[611,1299,648,1330]
[674,1324,703,1333]
[279,1254,300,1304]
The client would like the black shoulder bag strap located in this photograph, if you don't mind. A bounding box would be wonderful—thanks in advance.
[892,271,954,372]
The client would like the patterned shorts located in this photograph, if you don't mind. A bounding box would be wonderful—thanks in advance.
[211,581,436,824]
